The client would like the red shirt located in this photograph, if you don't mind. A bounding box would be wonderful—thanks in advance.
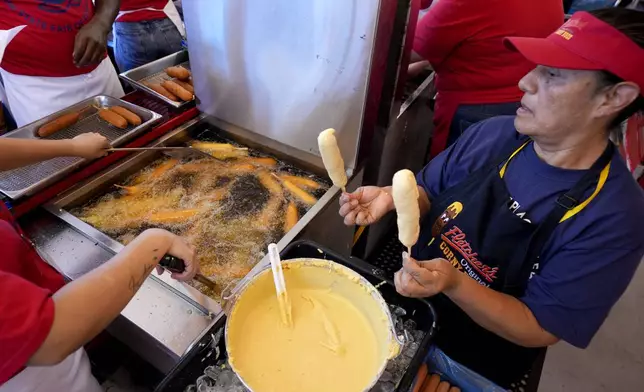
[414,0,564,102]
[0,0,102,77]
[0,218,65,384]
[117,0,168,23]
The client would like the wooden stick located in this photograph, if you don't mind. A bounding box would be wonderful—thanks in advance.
[374,281,387,289]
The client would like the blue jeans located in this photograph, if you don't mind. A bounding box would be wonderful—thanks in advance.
[113,18,183,72]
[569,0,616,13]
[419,346,507,392]
[447,102,521,147]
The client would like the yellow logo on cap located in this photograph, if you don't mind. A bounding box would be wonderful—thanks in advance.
[555,29,574,40]
[555,18,589,40]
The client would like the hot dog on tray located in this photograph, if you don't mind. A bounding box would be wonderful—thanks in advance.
[98,108,128,129]
[173,79,194,94]
[109,106,142,126]
[37,112,80,138]
[144,82,179,102]
[162,80,194,101]
[165,66,191,80]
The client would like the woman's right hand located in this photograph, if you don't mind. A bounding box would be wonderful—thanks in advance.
[70,132,110,159]
[148,229,199,281]
[339,186,394,226]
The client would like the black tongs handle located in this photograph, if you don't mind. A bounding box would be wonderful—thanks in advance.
[158,254,218,290]
[159,254,186,273]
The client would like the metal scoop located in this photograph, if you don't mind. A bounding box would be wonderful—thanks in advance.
[108,146,215,160]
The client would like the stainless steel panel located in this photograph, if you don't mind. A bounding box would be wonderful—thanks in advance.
[183,0,382,174]
[120,51,192,108]
[0,96,162,200]
[22,212,218,371]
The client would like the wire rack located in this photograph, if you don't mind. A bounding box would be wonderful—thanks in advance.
[366,230,406,279]
[138,61,191,89]
[0,109,140,192]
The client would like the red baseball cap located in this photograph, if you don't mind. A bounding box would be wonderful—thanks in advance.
[504,11,644,95]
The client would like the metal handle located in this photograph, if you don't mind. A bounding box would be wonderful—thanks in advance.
[221,278,242,315]
[159,255,218,290]
[159,254,186,273]
[107,147,189,152]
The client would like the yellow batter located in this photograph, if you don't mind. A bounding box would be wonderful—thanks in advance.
[227,259,395,392]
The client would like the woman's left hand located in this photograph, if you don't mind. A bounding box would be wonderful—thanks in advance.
[394,253,461,298]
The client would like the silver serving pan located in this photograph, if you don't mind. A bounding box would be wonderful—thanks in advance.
[0,95,162,200]
[120,50,192,108]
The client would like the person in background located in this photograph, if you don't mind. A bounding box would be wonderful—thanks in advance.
[113,0,185,72]
[569,0,618,13]
[0,0,124,128]
[410,0,564,157]
[342,7,644,389]
[0,134,199,392]
[173,0,183,19]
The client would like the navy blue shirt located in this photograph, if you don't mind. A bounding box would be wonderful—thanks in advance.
[417,116,644,348]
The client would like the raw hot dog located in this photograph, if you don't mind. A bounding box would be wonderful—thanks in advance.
[109,106,141,126]
[162,80,194,101]
[165,66,191,80]
[421,374,441,392]
[412,364,428,392]
[436,381,451,392]
[98,109,128,129]
[37,112,80,137]
[144,82,178,101]
[173,79,194,94]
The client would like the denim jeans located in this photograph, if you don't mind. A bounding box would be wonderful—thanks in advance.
[113,18,183,72]
[447,102,521,147]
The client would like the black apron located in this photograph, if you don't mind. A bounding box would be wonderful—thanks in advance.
[412,135,613,387]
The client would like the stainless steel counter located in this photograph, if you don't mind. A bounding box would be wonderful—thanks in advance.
[18,122,362,373]
[20,212,218,372]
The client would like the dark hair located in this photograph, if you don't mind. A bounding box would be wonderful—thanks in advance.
[590,8,644,127]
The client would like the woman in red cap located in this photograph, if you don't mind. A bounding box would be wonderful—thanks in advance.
[341,8,644,390]
[412,0,564,157]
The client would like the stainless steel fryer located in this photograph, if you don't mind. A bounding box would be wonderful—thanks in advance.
[0,95,162,200]
[45,115,338,317]
[30,0,416,375]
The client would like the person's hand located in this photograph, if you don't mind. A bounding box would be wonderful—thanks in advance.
[155,232,199,282]
[407,60,431,78]
[339,186,394,226]
[70,133,110,159]
[73,19,110,67]
[394,253,461,298]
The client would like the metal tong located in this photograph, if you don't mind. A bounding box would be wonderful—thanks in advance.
[159,255,218,290]
[108,146,214,160]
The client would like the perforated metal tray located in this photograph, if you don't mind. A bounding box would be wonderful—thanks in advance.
[120,50,193,108]
[0,95,162,200]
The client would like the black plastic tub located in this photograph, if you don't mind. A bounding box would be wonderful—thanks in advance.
[155,240,437,392]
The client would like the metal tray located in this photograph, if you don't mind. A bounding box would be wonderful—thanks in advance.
[154,240,436,392]
[120,50,193,108]
[44,117,337,318]
[0,95,162,200]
